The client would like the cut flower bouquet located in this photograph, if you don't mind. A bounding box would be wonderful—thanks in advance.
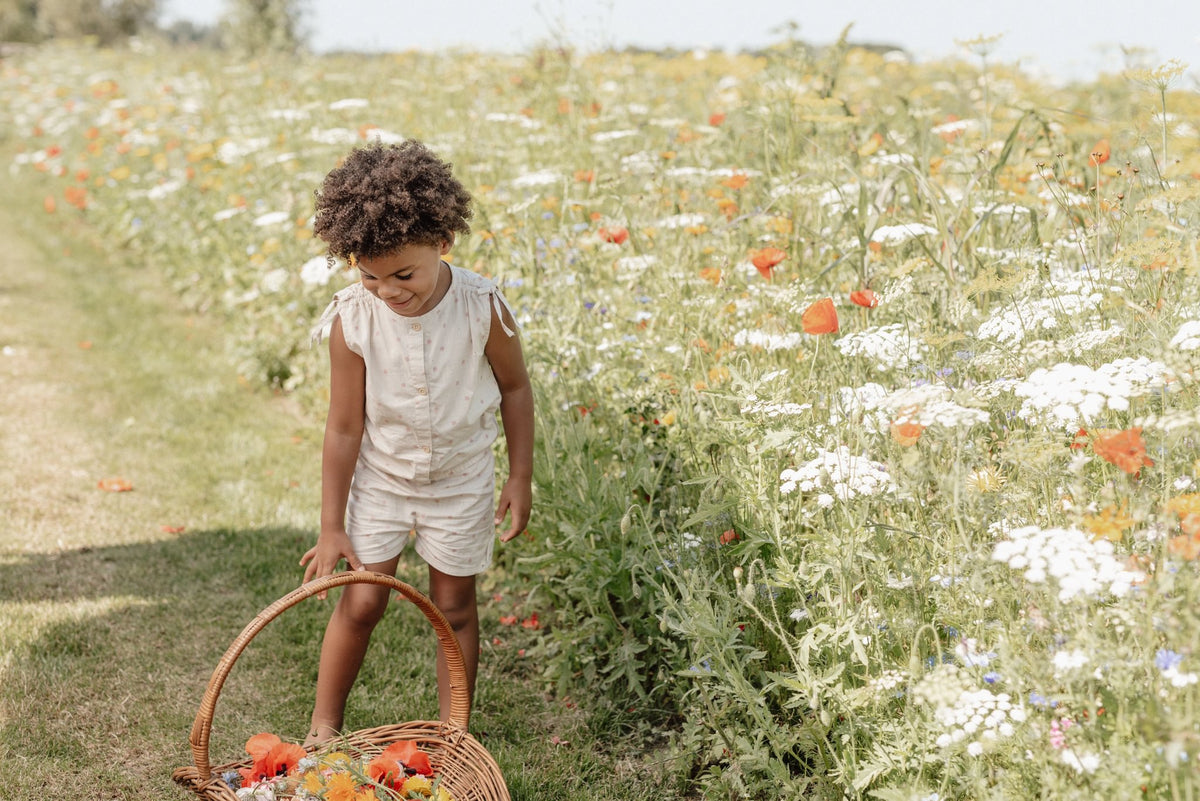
[223,733,456,801]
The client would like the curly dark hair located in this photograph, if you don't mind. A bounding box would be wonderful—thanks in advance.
[313,140,473,260]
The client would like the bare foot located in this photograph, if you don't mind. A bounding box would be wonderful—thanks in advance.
[303,723,340,749]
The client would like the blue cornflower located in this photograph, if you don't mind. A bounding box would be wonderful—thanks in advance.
[1155,649,1184,672]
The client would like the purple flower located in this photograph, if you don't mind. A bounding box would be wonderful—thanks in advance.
[1156,649,1184,672]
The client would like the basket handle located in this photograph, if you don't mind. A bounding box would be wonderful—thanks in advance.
[187,571,470,782]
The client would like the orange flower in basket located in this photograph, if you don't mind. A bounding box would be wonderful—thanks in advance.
[244,733,282,762]
[801,298,839,335]
[1092,427,1153,475]
[238,734,305,786]
[368,740,434,787]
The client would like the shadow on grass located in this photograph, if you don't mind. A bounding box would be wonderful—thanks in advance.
[0,528,626,801]
[0,527,452,799]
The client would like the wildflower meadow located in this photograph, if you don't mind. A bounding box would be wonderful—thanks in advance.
[3,33,1200,800]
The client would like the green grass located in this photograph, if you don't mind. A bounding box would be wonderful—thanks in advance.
[0,187,689,799]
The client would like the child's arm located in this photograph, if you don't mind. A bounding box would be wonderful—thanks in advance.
[485,301,534,543]
[300,316,368,595]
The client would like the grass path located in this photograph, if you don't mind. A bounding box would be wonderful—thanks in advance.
[0,195,685,800]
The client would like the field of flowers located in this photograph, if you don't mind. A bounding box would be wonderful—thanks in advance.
[3,35,1199,800]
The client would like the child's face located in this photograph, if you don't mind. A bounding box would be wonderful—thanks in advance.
[356,241,451,317]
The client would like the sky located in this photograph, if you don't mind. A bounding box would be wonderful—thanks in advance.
[160,0,1200,83]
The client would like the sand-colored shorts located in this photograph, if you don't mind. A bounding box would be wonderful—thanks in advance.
[345,451,496,577]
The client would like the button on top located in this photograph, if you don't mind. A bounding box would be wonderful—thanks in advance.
[411,323,422,332]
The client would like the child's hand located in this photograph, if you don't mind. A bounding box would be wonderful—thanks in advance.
[495,477,531,543]
[300,529,366,599]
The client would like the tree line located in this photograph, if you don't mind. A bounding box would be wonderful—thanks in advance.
[0,0,307,53]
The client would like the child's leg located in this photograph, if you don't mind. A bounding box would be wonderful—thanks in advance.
[427,565,479,722]
[306,556,401,746]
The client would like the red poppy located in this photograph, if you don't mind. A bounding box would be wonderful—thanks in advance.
[750,247,786,280]
[1089,138,1110,166]
[850,289,879,308]
[709,112,726,126]
[499,614,518,626]
[262,742,306,777]
[97,477,133,492]
[368,740,434,787]
[718,529,738,545]
[1093,427,1153,475]
[890,420,924,446]
[801,298,839,335]
[238,735,304,786]
[521,612,540,629]
[1069,428,1089,450]
[598,226,628,245]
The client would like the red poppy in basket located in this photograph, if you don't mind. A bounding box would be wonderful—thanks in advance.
[238,733,306,785]
[367,739,434,787]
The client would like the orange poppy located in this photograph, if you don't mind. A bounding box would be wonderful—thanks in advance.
[1092,427,1153,475]
[750,247,786,280]
[708,112,726,126]
[1168,531,1200,561]
[43,195,57,214]
[801,298,839,335]
[64,185,88,209]
[1089,138,1110,166]
[262,742,306,777]
[367,740,434,787]
[238,735,304,786]
[890,420,924,446]
[97,477,133,492]
[850,289,879,308]
[324,773,360,801]
[721,173,749,190]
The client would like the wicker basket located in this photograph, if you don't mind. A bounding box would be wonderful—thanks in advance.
[173,571,510,801]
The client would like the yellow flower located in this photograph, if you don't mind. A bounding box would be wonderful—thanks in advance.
[1082,503,1135,543]
[1164,493,1200,519]
[402,775,433,795]
[302,771,325,793]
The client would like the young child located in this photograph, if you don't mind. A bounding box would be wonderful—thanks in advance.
[300,140,533,745]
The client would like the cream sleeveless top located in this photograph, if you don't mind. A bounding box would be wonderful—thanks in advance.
[312,264,517,483]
